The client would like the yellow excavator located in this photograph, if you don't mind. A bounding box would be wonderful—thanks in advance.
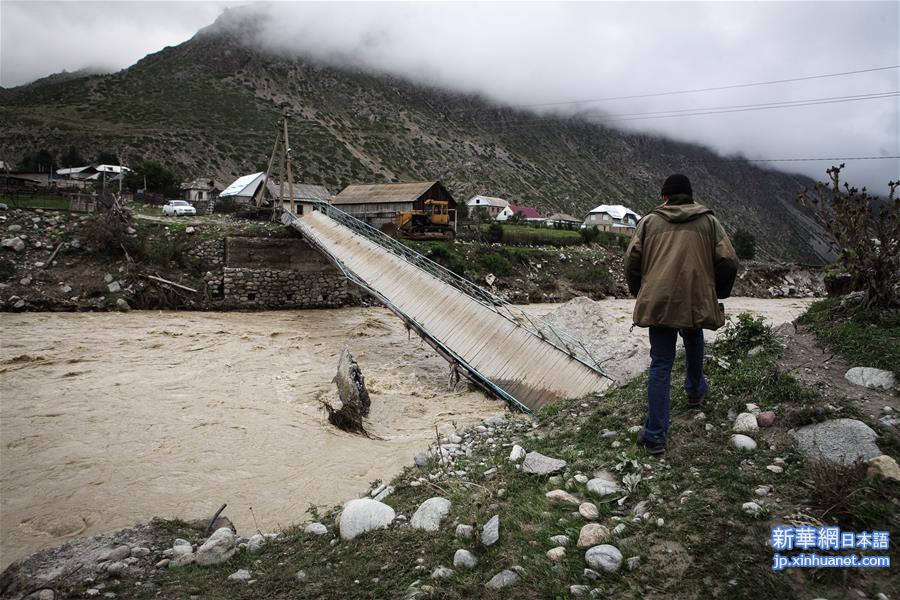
[393,200,456,240]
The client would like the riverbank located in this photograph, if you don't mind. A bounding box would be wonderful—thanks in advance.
[0,205,827,313]
[0,299,812,571]
[2,301,895,599]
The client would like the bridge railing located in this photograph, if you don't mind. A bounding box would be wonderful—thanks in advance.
[283,203,610,380]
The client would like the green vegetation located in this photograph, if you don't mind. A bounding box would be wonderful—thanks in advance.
[733,228,757,260]
[798,299,900,376]
[79,312,894,599]
[799,166,899,309]
[0,194,70,210]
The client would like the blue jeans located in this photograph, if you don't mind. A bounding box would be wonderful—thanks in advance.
[643,326,708,444]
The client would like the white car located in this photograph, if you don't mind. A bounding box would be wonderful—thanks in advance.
[162,200,197,217]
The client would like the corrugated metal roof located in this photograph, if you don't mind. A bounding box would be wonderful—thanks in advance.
[220,172,264,198]
[95,164,131,174]
[587,204,641,220]
[546,213,580,222]
[332,181,438,205]
[265,181,332,201]
[467,195,509,208]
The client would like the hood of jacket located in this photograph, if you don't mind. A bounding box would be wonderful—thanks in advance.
[650,202,714,223]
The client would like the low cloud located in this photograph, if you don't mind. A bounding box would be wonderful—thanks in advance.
[3,1,898,191]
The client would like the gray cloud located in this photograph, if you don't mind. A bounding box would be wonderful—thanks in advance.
[3,1,898,192]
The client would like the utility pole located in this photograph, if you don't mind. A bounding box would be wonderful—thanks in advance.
[257,122,282,208]
[282,118,295,214]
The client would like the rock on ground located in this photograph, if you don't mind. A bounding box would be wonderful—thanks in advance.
[453,549,478,569]
[508,444,526,462]
[247,534,265,552]
[845,367,896,390]
[550,535,570,546]
[584,544,623,573]
[482,515,500,546]
[732,412,759,433]
[756,411,776,428]
[522,451,567,475]
[577,524,610,548]
[866,455,900,481]
[338,498,396,541]
[456,524,474,539]
[789,418,881,465]
[586,476,621,497]
[485,569,519,589]
[410,497,452,532]
[304,522,328,536]
[228,569,252,581]
[730,434,757,451]
[431,566,454,579]
[579,502,599,520]
[547,546,566,561]
[545,489,580,506]
[195,527,236,566]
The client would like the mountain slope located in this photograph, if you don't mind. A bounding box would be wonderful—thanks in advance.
[0,18,832,263]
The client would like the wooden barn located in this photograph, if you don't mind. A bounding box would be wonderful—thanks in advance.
[331,181,457,231]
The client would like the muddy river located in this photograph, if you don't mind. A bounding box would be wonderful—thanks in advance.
[0,298,811,567]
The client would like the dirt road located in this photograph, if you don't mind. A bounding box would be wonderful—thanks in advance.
[0,298,812,567]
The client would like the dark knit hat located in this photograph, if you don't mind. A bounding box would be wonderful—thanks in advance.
[661,174,692,197]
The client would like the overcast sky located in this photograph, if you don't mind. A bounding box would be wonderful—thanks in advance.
[2,1,898,192]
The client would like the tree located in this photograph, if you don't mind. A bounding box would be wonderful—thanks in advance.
[95,151,120,165]
[799,165,899,309]
[733,228,757,260]
[59,146,86,168]
[485,223,504,243]
[18,148,56,172]
[124,160,178,196]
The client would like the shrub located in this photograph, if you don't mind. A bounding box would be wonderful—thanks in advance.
[485,223,504,243]
[798,166,899,309]
[477,252,513,276]
[733,228,756,260]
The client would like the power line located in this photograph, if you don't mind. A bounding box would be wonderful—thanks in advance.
[481,91,899,129]
[723,156,900,163]
[450,64,900,113]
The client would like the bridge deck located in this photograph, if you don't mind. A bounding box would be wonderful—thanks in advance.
[289,209,608,411]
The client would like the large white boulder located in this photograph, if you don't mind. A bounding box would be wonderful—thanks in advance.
[845,367,896,390]
[410,497,451,532]
[195,527,236,566]
[338,498,395,540]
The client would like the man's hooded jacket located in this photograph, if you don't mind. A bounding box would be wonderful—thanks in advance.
[624,199,739,330]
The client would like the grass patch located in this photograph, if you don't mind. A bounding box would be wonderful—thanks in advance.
[1,194,71,210]
[798,299,900,376]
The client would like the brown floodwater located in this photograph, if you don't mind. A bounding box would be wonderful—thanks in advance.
[0,298,812,568]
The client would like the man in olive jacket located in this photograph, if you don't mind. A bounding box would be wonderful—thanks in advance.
[624,174,739,454]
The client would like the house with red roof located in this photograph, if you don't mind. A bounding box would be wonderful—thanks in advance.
[506,204,544,223]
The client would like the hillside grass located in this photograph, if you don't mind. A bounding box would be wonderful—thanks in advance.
[798,299,900,376]
[77,313,896,599]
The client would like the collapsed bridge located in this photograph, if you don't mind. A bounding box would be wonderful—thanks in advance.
[281,203,610,412]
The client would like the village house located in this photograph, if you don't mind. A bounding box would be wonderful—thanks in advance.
[219,172,330,211]
[507,204,544,224]
[583,204,641,235]
[181,177,225,203]
[545,213,582,229]
[466,195,509,219]
[331,181,457,232]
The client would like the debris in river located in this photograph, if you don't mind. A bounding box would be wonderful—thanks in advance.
[323,347,371,435]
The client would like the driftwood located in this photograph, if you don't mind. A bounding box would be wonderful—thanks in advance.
[43,242,63,269]
[322,347,371,436]
[142,274,198,293]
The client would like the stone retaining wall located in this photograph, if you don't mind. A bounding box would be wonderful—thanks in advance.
[187,235,358,309]
[221,268,353,309]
